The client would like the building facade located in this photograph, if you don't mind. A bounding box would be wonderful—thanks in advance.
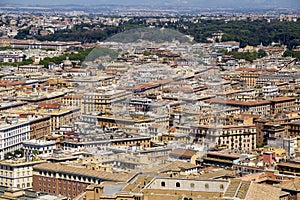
[0,119,30,160]
[191,125,257,152]
[32,163,132,200]
[0,159,46,189]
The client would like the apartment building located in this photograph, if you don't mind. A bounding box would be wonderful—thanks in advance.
[27,115,51,140]
[0,50,24,63]
[129,98,152,112]
[32,163,133,199]
[61,136,152,151]
[270,96,295,114]
[82,114,155,129]
[208,98,271,116]
[0,117,30,160]
[81,90,130,114]
[23,139,56,155]
[62,94,83,111]
[239,72,262,86]
[0,159,46,189]
[67,76,116,89]
[17,65,44,72]
[256,73,300,86]
[285,120,300,137]
[37,105,80,132]
[191,125,257,152]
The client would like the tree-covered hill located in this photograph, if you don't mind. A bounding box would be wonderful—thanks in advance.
[16,18,300,49]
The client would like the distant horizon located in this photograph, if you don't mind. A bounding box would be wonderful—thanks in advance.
[1,0,300,9]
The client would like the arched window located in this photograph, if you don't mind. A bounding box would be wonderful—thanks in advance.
[161,181,165,187]
[176,182,180,187]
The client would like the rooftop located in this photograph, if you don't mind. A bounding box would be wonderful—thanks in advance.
[271,96,295,102]
[23,139,56,146]
[207,98,271,106]
[158,161,197,173]
[33,163,134,182]
[277,181,300,191]
[0,159,46,167]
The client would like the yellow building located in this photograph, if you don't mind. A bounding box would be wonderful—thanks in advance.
[160,132,187,143]
[263,146,286,157]
[240,72,261,86]
[0,159,46,189]
[62,94,83,110]
[82,90,130,114]
[37,105,80,132]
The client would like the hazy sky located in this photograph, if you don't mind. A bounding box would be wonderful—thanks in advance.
[1,0,300,8]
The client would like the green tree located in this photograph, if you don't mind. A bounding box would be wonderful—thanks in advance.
[4,152,13,159]
[258,49,267,58]
[32,150,39,156]
[283,50,300,61]
[14,149,23,158]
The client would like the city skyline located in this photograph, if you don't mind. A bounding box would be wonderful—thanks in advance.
[1,0,300,9]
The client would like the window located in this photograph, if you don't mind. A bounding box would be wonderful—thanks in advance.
[176,182,180,187]
[161,181,165,187]
[190,183,195,188]
[220,184,224,190]
[205,184,209,189]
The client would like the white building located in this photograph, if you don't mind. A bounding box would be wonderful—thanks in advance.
[22,139,56,156]
[0,117,30,160]
[263,85,279,97]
